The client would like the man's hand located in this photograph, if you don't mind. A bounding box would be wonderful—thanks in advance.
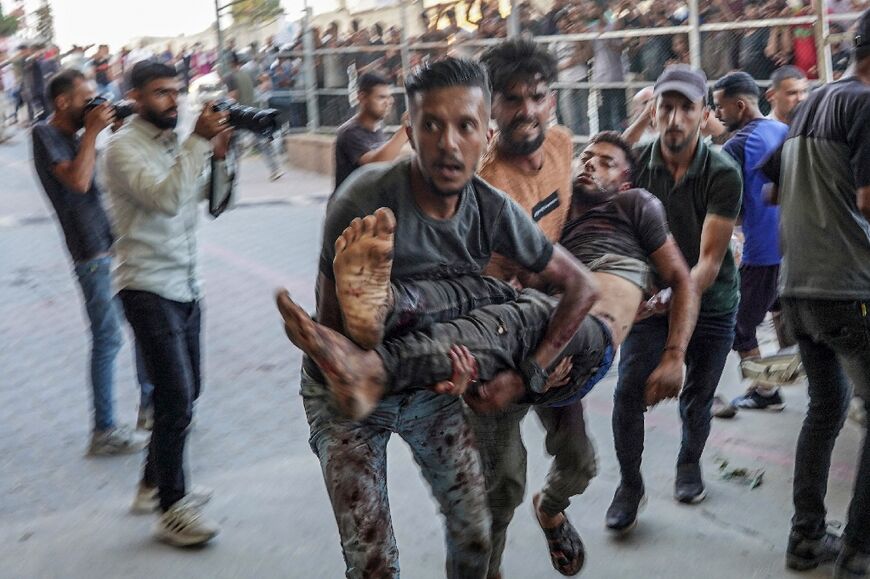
[194,101,230,141]
[645,350,685,407]
[431,345,478,396]
[83,103,115,135]
[636,288,672,321]
[212,127,234,160]
[463,369,525,414]
[545,357,573,391]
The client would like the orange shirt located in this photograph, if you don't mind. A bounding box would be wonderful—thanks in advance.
[479,125,574,281]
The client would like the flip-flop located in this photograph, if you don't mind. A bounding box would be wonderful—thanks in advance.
[532,493,585,576]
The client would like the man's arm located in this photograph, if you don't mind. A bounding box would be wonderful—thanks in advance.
[693,214,737,293]
[51,104,113,193]
[358,124,409,166]
[858,186,870,221]
[526,245,600,370]
[622,98,654,146]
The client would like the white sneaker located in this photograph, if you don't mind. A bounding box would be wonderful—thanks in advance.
[154,497,219,547]
[88,426,148,456]
[131,483,214,515]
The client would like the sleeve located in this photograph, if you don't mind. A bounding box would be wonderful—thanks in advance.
[848,101,870,189]
[706,162,743,220]
[492,195,554,274]
[104,133,213,216]
[337,126,375,167]
[629,190,671,255]
[318,195,365,281]
[32,125,73,167]
[721,136,744,169]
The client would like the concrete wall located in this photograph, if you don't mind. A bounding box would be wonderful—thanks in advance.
[283,133,336,179]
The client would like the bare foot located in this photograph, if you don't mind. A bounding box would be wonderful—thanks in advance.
[333,207,396,350]
[276,289,385,420]
[533,493,565,529]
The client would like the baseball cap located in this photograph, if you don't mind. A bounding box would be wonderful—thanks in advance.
[654,64,708,102]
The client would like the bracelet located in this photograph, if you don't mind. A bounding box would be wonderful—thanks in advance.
[664,345,686,355]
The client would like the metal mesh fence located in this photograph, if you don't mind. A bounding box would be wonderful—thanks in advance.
[281,0,866,139]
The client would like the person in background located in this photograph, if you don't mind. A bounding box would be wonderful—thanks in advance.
[766,65,808,124]
[332,72,408,193]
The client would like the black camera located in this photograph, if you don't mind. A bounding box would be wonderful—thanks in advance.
[83,95,136,120]
[211,98,281,137]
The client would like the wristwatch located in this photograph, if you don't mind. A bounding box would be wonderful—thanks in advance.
[520,358,549,394]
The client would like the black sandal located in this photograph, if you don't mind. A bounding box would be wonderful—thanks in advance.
[533,493,585,576]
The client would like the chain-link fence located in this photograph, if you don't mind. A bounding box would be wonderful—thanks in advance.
[270,0,866,140]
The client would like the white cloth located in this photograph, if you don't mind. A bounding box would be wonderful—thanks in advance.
[103,115,230,302]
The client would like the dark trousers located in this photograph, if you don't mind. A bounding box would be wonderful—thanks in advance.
[612,312,736,487]
[120,289,202,511]
[734,264,780,352]
[783,298,870,552]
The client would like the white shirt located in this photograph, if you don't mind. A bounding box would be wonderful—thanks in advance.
[103,115,230,302]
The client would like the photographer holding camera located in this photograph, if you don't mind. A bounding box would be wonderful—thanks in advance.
[104,60,232,547]
[32,68,152,456]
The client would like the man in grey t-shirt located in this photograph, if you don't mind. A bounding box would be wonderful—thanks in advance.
[774,9,870,577]
[281,58,598,579]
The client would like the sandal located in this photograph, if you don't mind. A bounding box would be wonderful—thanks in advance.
[532,493,585,576]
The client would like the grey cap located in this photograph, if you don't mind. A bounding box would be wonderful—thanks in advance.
[654,64,708,102]
[855,8,869,54]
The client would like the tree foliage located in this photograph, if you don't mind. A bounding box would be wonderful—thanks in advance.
[0,4,19,38]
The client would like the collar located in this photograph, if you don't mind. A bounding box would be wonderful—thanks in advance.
[648,135,707,179]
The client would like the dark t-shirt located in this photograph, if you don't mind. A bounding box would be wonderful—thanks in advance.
[31,122,114,263]
[333,117,388,191]
[634,138,743,316]
[778,77,870,299]
[320,158,554,282]
[561,188,670,267]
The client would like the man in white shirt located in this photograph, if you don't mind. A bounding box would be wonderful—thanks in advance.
[104,60,231,548]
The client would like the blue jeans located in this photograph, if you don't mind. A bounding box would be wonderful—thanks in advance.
[782,298,870,552]
[301,372,491,579]
[74,256,154,431]
[75,256,123,431]
[612,312,736,486]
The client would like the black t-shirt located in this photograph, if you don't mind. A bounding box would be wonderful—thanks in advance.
[333,117,388,191]
[321,158,554,282]
[31,122,114,263]
[561,188,670,266]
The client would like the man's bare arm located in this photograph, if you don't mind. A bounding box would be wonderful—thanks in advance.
[693,214,737,294]
[650,237,699,354]
[857,186,870,221]
[528,245,600,370]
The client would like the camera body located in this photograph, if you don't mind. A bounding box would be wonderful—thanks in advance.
[211,98,281,137]
[83,95,136,121]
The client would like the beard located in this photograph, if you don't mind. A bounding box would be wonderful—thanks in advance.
[663,129,695,154]
[499,117,546,157]
[572,179,617,205]
[141,107,178,130]
[423,171,466,198]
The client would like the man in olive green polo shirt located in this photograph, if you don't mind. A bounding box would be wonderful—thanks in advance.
[606,65,743,535]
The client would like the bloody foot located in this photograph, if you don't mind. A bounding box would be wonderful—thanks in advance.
[276,289,386,420]
[333,207,396,350]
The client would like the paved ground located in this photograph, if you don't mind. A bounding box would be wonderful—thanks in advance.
[0,123,865,579]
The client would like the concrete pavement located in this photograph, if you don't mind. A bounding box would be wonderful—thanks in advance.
[0,124,864,579]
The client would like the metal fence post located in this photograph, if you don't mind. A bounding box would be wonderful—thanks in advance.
[508,0,520,38]
[399,0,410,78]
[811,0,833,83]
[302,6,319,132]
[687,0,702,70]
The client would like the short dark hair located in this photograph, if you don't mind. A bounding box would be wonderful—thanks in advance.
[713,71,760,100]
[479,38,558,95]
[47,69,86,103]
[586,131,637,182]
[358,72,390,93]
[130,60,178,90]
[230,51,243,67]
[770,65,806,89]
[404,57,491,109]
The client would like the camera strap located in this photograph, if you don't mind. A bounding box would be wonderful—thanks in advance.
[208,136,238,218]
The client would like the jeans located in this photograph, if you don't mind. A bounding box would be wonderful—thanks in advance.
[301,372,492,579]
[74,256,124,432]
[782,298,870,552]
[120,289,202,511]
[612,311,736,487]
[468,398,597,575]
